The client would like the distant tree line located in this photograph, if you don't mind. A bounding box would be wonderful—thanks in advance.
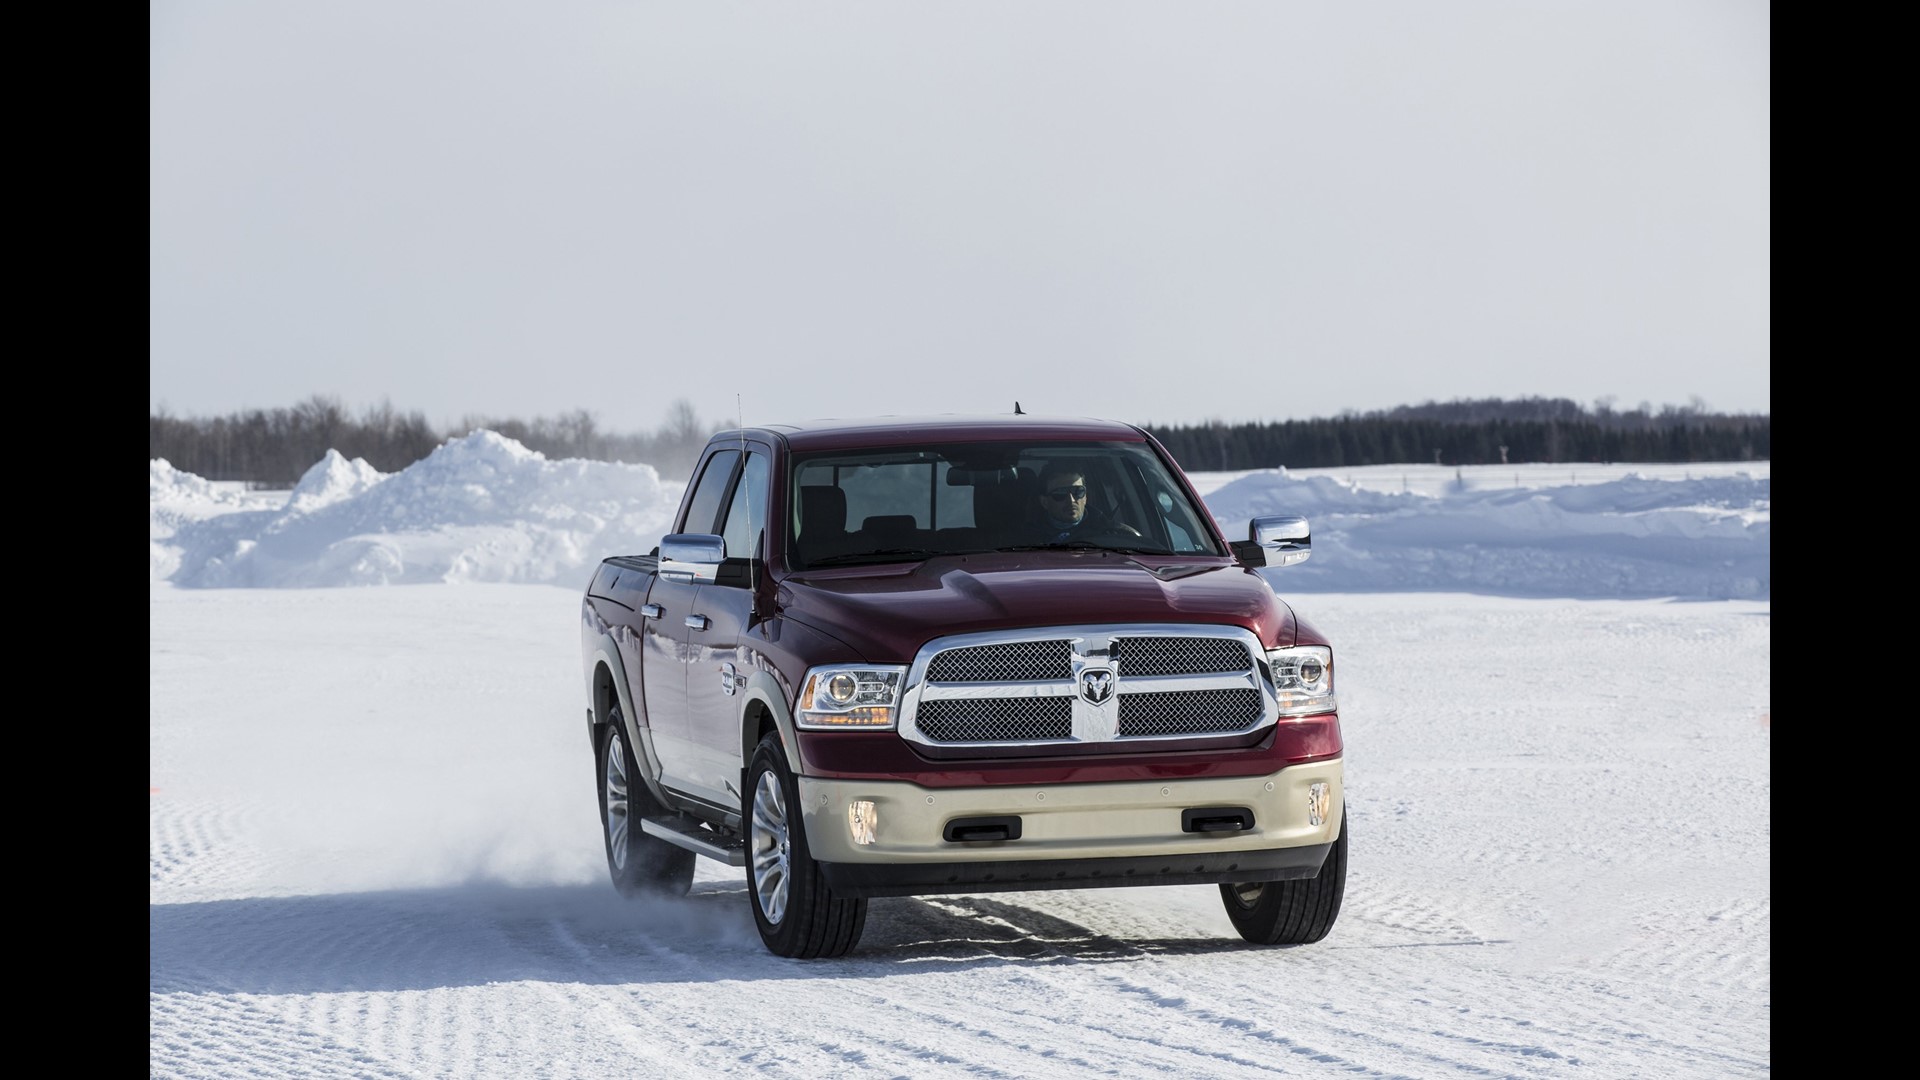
[1142,397,1769,472]
[150,396,723,486]
[151,394,1769,486]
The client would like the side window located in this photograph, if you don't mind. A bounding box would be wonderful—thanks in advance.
[720,450,768,560]
[680,449,740,535]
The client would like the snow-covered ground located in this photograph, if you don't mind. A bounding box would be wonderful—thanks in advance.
[150,435,1770,1078]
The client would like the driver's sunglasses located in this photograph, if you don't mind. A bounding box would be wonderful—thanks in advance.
[1045,486,1088,502]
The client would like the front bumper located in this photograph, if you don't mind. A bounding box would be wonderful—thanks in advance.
[798,758,1342,898]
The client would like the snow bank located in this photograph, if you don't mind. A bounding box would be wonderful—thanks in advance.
[151,437,1768,599]
[1204,468,1769,600]
[157,432,684,589]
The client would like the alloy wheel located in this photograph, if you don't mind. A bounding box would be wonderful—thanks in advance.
[750,770,791,924]
[604,730,631,872]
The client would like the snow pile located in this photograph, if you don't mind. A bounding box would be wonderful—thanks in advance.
[151,436,1768,599]
[152,457,227,506]
[151,458,284,581]
[1203,467,1769,600]
[285,449,388,514]
[158,432,684,589]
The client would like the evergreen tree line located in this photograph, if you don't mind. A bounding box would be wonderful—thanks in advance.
[1143,397,1768,472]
[151,394,1768,486]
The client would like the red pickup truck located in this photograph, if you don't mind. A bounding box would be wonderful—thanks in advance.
[578,414,1345,958]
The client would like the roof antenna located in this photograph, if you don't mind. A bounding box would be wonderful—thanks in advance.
[1014,401,1025,415]
[738,394,759,617]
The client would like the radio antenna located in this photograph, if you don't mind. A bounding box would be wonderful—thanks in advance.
[738,394,758,615]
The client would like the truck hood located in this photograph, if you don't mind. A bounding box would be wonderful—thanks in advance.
[777,551,1300,662]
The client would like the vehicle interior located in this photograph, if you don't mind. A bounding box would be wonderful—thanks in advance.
[787,440,1222,568]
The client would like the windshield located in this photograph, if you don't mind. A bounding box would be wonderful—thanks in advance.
[786,439,1224,568]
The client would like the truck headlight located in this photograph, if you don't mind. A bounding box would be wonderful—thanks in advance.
[1266,645,1335,717]
[797,665,907,729]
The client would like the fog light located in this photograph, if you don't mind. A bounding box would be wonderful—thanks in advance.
[1307,782,1330,827]
[848,799,878,845]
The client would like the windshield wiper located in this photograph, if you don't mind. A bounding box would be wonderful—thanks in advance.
[805,548,943,567]
[1124,558,1221,580]
[998,542,1175,556]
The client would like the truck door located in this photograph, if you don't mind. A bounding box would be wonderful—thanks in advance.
[685,446,770,809]
[643,448,740,797]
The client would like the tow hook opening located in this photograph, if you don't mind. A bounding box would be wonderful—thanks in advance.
[943,815,1023,843]
[1182,807,1255,833]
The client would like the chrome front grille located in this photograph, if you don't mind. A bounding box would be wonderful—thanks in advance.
[900,624,1276,749]
[1117,688,1264,736]
[1113,636,1252,675]
[916,697,1074,742]
[924,640,1073,682]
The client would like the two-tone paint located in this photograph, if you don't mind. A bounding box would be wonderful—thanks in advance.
[580,415,1342,895]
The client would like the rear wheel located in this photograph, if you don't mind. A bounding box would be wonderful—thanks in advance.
[597,702,694,898]
[746,733,866,958]
[1219,811,1347,945]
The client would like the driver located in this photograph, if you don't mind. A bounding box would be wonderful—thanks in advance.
[1026,463,1140,544]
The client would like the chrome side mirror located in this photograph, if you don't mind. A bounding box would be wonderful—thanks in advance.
[659,533,725,583]
[1247,515,1311,568]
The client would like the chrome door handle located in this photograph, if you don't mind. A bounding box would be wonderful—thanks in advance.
[684,614,710,631]
[640,604,663,619]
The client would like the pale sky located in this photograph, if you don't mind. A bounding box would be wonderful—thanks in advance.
[149,2,1770,435]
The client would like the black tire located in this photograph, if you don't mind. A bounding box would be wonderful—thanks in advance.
[745,733,867,958]
[1218,810,1347,945]
[597,701,695,898]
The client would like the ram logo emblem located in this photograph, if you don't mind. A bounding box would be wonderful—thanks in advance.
[1079,668,1115,705]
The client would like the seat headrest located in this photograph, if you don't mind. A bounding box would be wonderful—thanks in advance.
[799,485,847,535]
[861,514,918,534]
[972,468,1036,522]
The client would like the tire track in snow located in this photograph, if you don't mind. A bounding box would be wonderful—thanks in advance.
[893,889,1757,1079]
[847,895,1349,1076]
[921,895,1399,1078]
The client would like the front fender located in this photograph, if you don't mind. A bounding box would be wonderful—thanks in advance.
[738,668,801,777]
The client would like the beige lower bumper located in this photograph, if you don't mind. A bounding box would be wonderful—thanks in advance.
[797,759,1343,865]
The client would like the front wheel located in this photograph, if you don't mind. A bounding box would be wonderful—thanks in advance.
[746,733,867,958]
[1219,811,1347,945]
[597,703,694,898]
